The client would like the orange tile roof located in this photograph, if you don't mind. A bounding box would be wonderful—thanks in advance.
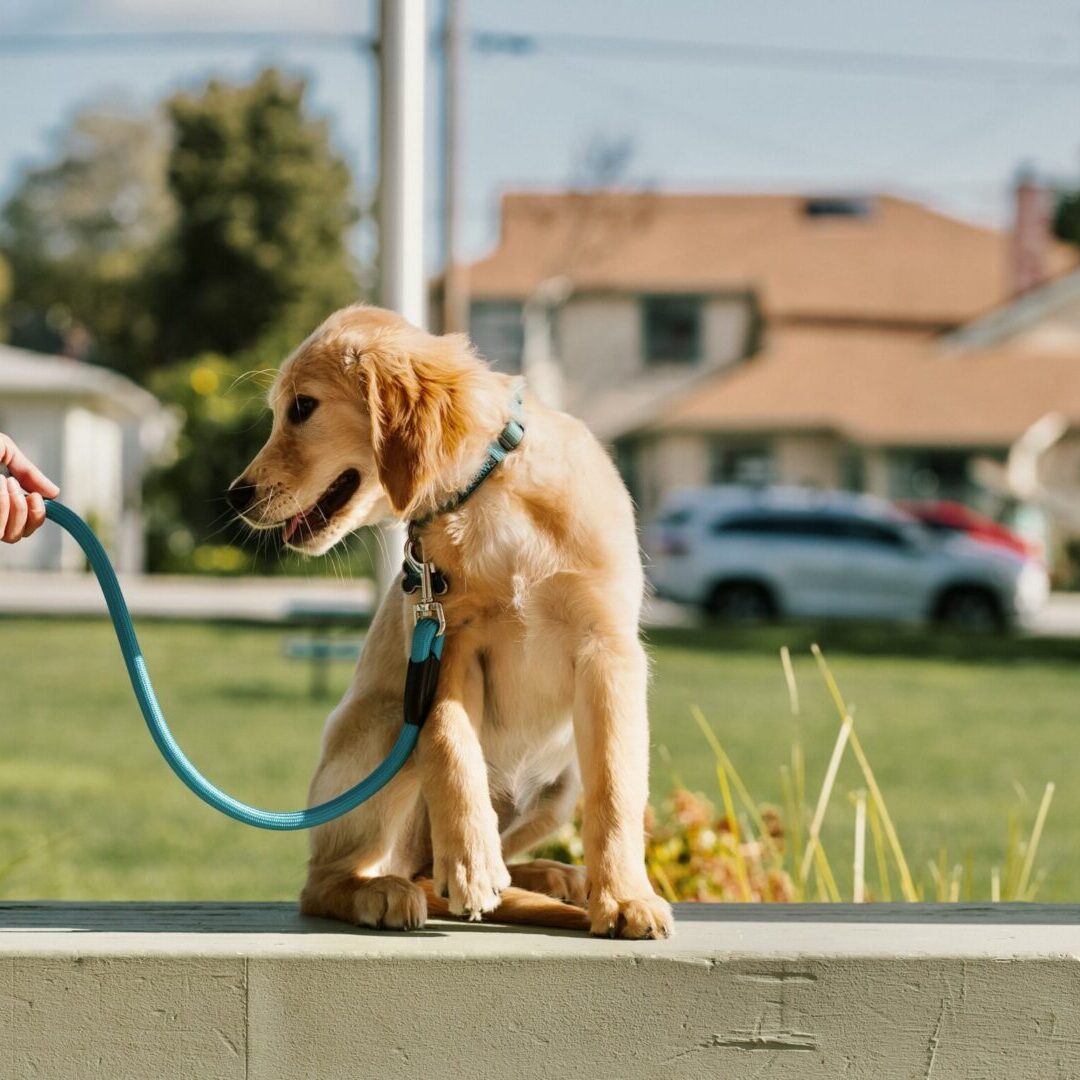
[466,192,1077,327]
[649,326,1080,447]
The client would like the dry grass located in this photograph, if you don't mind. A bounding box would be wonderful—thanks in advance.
[538,644,1055,904]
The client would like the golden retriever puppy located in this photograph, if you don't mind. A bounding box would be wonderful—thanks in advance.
[230,305,673,939]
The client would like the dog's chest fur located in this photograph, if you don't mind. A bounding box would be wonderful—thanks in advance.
[435,532,581,813]
[477,607,578,810]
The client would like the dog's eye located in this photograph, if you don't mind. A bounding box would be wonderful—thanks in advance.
[287,395,319,425]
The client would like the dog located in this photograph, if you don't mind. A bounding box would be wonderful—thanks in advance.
[229,305,673,939]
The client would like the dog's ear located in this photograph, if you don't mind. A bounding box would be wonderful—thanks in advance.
[354,334,474,515]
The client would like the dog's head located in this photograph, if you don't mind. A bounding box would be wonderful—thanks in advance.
[228,305,487,555]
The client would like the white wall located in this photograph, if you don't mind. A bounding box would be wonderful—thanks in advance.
[0,397,66,571]
[557,293,754,413]
[62,407,123,571]
[703,294,756,368]
[773,434,843,489]
[557,295,642,406]
[631,434,711,518]
[0,396,128,573]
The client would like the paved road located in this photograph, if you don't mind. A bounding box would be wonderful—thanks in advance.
[2,572,1079,635]
[0,571,375,623]
[1026,592,1080,637]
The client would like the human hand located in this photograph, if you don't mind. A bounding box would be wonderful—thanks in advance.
[0,433,59,543]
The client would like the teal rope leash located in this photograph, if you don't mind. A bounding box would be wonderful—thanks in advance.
[42,499,443,831]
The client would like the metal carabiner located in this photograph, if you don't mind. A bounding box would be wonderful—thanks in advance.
[405,538,446,637]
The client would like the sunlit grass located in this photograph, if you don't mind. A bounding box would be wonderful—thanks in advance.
[0,616,1072,901]
[646,645,1055,902]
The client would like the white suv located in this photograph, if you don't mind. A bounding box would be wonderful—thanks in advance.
[644,487,1048,631]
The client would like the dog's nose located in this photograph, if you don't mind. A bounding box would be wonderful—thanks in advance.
[227,478,257,514]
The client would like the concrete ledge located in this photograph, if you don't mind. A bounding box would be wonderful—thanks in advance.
[3,903,1080,1079]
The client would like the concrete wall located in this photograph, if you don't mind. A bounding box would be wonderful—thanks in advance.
[2,901,1079,1079]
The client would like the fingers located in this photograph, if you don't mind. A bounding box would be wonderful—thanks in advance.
[0,433,59,499]
[23,492,46,540]
[1,477,36,544]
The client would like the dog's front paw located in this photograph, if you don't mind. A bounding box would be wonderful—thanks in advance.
[353,875,427,931]
[589,886,673,940]
[433,822,511,920]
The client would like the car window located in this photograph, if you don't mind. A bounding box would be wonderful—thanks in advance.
[658,508,693,528]
[714,511,906,547]
[714,512,839,538]
[837,517,906,548]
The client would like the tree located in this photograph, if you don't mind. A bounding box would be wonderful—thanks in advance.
[138,70,363,572]
[2,69,367,574]
[2,70,361,377]
[0,102,172,369]
[1054,189,1080,250]
[154,69,359,363]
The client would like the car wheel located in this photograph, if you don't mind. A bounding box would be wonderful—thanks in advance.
[934,587,1005,634]
[705,582,776,624]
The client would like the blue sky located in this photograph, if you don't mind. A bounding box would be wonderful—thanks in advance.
[1,0,1080,266]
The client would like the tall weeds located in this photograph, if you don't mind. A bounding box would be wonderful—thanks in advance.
[537,644,1055,903]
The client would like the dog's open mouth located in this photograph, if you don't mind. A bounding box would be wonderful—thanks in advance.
[282,469,361,544]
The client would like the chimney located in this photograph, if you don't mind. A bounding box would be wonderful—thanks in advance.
[1010,166,1053,297]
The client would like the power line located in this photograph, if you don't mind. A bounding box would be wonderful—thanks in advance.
[6,26,1080,88]
[471,29,1080,86]
[0,31,373,54]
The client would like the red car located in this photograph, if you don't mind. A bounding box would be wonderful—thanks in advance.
[898,500,1036,558]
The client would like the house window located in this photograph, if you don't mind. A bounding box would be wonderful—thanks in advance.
[469,301,524,373]
[888,450,978,502]
[839,450,865,492]
[803,196,874,220]
[710,442,772,486]
[642,296,702,365]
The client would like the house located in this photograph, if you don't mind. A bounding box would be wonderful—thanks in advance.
[0,345,174,572]
[459,186,1080,546]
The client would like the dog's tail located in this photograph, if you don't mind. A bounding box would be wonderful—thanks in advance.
[416,878,591,933]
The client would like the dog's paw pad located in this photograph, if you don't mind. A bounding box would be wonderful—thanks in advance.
[353,876,427,931]
[590,891,674,940]
[435,852,510,920]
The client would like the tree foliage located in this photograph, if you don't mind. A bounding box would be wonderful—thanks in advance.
[1054,189,1080,250]
[1,69,367,573]
[1,103,172,370]
[153,69,359,363]
[1,69,360,376]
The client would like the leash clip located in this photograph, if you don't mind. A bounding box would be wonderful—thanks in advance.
[405,539,446,637]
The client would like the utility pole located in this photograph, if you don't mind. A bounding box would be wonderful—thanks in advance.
[375,0,427,594]
[441,0,467,333]
[379,0,427,328]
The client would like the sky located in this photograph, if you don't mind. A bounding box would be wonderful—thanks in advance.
[2,0,1080,267]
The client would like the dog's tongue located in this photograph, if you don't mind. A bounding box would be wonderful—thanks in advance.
[283,514,304,543]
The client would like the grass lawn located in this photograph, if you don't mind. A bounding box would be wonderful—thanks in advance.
[1,615,1079,902]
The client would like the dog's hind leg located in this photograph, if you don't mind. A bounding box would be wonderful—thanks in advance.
[499,765,580,860]
[299,697,429,931]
